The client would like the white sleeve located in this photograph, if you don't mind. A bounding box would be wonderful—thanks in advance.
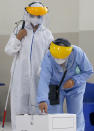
[44,30,54,54]
[48,30,54,46]
[4,24,22,56]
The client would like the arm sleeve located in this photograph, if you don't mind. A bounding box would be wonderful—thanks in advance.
[48,31,54,46]
[37,54,52,104]
[4,26,22,56]
[72,47,93,86]
[44,30,54,55]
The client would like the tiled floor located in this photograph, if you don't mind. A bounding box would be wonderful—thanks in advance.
[0,122,11,131]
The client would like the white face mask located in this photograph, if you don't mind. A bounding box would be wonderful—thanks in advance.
[30,17,43,26]
[55,58,66,64]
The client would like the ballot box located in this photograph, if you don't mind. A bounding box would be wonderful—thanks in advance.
[16,113,76,131]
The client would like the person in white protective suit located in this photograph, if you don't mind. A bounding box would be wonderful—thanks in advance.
[5,1,53,131]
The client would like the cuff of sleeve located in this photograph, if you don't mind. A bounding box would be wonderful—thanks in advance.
[39,101,47,104]
[14,37,21,46]
[37,99,48,105]
[71,77,77,87]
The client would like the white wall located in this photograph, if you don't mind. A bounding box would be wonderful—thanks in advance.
[47,0,79,33]
[79,0,94,31]
[79,0,94,82]
[0,0,79,35]
[79,0,94,64]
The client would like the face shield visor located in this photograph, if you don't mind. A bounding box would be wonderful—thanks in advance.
[23,2,48,27]
[49,38,73,64]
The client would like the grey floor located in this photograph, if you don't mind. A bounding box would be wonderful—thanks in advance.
[0,122,11,131]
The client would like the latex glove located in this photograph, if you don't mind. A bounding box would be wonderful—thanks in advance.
[63,79,74,89]
[39,102,48,113]
[16,29,27,41]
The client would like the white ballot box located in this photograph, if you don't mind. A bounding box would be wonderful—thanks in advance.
[16,114,76,131]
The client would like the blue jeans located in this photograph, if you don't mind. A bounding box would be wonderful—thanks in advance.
[48,86,85,131]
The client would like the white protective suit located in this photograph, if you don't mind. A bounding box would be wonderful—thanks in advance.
[5,3,53,131]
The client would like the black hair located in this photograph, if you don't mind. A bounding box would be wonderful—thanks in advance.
[52,38,71,47]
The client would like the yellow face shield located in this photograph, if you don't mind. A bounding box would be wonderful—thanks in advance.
[25,7,48,16]
[50,42,73,59]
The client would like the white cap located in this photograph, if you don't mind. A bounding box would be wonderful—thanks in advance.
[30,2,43,7]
